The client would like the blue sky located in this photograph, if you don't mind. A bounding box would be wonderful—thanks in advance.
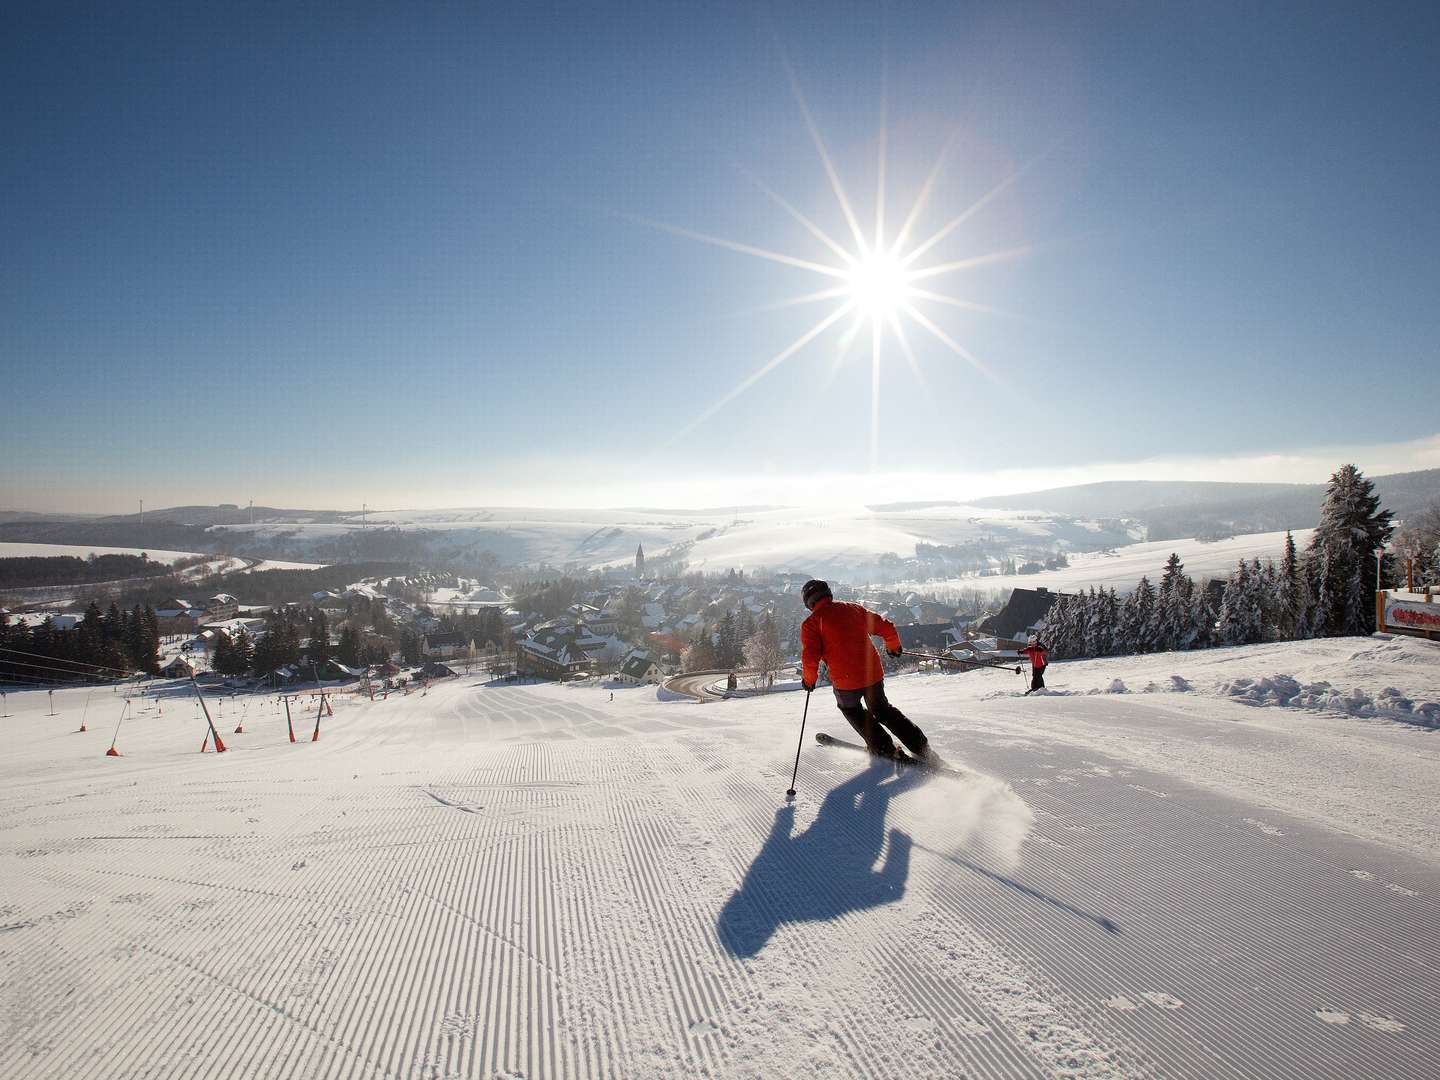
[3,2,1438,512]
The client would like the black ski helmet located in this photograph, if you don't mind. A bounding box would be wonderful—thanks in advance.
[801,579,832,610]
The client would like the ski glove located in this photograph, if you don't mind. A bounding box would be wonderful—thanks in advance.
[801,680,816,692]
[886,647,903,658]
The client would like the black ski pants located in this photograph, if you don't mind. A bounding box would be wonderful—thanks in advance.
[833,679,927,756]
[1030,666,1046,692]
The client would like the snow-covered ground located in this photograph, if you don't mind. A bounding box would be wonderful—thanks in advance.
[0,544,321,578]
[4,636,1437,1079]
[0,541,207,564]
[897,528,1316,597]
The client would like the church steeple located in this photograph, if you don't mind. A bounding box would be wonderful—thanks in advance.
[635,543,645,578]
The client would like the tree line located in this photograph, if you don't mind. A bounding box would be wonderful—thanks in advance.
[0,602,161,683]
[0,553,173,589]
[1043,465,1396,659]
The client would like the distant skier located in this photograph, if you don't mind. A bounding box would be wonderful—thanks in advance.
[799,579,930,761]
[1021,635,1049,694]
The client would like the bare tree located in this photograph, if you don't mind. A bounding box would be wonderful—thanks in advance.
[743,612,784,689]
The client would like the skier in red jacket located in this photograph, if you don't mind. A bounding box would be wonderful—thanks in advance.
[799,579,930,761]
[1021,635,1049,694]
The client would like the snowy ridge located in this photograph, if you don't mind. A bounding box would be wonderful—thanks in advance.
[205,503,1138,575]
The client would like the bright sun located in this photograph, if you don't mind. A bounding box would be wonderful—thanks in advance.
[847,252,913,321]
[636,57,1032,467]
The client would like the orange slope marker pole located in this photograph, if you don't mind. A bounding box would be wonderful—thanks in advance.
[189,674,226,753]
[106,700,130,757]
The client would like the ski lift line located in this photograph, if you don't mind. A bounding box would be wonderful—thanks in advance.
[0,645,137,676]
[0,666,106,685]
[0,670,90,687]
[0,656,127,681]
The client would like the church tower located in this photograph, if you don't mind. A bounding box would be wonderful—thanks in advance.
[635,543,645,579]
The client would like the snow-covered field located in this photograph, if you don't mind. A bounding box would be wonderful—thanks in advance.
[0,542,206,564]
[4,636,1438,1079]
[208,504,1137,576]
[898,528,1316,597]
[246,558,326,572]
[0,544,321,578]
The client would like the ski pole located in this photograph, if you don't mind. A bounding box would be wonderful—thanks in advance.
[785,689,812,801]
[907,649,1021,674]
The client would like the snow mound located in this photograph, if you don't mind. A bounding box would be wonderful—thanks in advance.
[1222,675,1440,726]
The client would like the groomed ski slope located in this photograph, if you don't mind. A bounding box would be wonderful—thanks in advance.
[3,636,1439,1079]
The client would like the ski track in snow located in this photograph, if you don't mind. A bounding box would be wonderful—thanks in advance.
[3,640,1439,1080]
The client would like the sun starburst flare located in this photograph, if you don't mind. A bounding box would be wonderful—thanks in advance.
[651,61,1032,465]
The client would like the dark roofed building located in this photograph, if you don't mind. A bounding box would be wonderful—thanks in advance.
[422,631,469,659]
[978,587,1060,645]
[897,623,956,652]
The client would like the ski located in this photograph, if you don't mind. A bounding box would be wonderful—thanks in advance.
[814,731,965,778]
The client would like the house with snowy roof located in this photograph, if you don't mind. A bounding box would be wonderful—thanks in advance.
[614,648,662,685]
[203,594,240,621]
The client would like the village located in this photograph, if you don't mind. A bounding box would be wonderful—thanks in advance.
[1,540,1059,696]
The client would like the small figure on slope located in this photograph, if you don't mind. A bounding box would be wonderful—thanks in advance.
[799,579,931,762]
[1022,635,1050,694]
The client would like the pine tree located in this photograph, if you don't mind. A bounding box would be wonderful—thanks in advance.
[1275,530,1304,639]
[1190,583,1217,649]
[123,605,145,668]
[715,611,740,669]
[337,625,361,667]
[1216,561,1265,645]
[1098,588,1120,656]
[231,628,255,673]
[139,605,160,674]
[1042,595,1076,658]
[399,627,422,665]
[308,609,330,664]
[212,632,236,675]
[1116,577,1155,654]
[1307,464,1394,636]
[1156,554,1193,652]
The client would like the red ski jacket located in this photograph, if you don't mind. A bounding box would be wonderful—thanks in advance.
[1022,643,1048,669]
[800,597,901,691]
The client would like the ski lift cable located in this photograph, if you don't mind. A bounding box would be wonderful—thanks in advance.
[0,645,136,676]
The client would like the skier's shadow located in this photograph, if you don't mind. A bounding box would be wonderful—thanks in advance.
[717,762,924,958]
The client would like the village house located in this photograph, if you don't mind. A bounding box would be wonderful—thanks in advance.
[422,631,470,660]
[614,648,662,685]
[978,587,1060,648]
[203,593,240,622]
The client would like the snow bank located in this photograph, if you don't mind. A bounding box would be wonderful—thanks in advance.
[1223,675,1440,725]
[975,636,1440,727]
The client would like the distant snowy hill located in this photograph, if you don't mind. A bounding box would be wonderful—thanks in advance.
[2,465,1434,581]
[892,529,1316,597]
[970,469,1440,541]
[199,503,1140,577]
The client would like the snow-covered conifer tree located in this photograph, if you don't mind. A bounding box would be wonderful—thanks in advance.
[1095,588,1119,657]
[1307,464,1393,636]
[1275,530,1304,639]
[1216,562,1266,645]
